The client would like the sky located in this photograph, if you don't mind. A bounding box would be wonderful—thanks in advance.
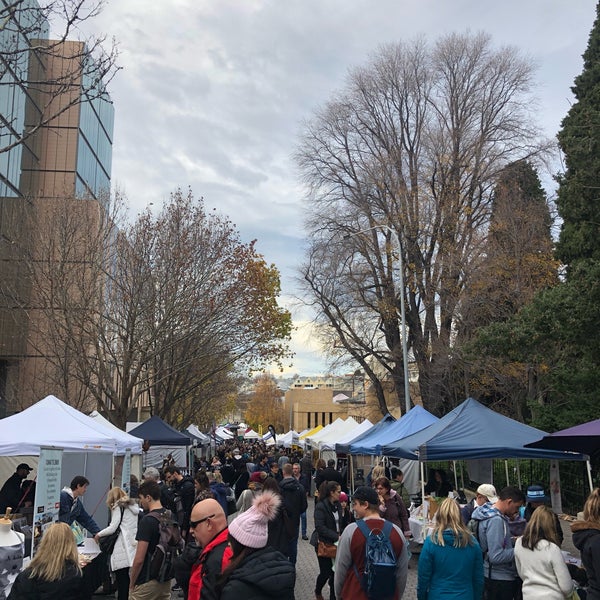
[78,0,597,376]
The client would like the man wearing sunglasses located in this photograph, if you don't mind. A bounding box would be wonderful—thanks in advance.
[187,498,232,600]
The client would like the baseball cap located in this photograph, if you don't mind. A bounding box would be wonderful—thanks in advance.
[477,483,498,503]
[526,484,549,503]
[352,486,379,505]
[17,463,33,472]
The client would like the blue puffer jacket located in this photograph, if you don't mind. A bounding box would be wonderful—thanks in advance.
[417,529,484,600]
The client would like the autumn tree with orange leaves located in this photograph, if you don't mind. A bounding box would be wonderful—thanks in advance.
[245,373,286,433]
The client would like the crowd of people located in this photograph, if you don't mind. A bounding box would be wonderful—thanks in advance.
[2,441,600,600]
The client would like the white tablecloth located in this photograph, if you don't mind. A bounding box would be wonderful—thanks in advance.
[409,516,434,544]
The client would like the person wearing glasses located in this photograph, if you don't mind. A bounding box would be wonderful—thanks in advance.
[187,498,232,600]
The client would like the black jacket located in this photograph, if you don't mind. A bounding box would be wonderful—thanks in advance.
[8,562,84,600]
[315,467,342,490]
[173,475,196,531]
[279,477,308,528]
[572,523,600,600]
[220,546,295,600]
[314,498,339,544]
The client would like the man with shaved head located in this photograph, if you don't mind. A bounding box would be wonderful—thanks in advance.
[187,498,232,599]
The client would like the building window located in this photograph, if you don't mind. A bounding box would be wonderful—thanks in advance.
[307,412,311,429]
[321,412,325,426]
[329,412,333,424]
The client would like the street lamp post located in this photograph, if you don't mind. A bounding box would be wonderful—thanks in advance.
[344,225,411,414]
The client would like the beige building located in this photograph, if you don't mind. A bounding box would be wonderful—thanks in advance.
[0,34,114,416]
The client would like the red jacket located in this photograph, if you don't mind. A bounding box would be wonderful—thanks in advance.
[188,528,233,600]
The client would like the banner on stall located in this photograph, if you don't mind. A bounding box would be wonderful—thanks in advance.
[32,447,63,556]
[121,449,131,495]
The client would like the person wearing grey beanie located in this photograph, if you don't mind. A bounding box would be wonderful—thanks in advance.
[218,490,296,600]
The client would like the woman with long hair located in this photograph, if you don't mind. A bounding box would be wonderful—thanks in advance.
[218,490,295,600]
[516,505,574,599]
[95,486,140,600]
[193,470,214,504]
[8,521,84,599]
[572,488,600,599]
[417,498,483,600]
[314,480,341,600]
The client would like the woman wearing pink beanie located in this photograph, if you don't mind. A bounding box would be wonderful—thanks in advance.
[218,489,295,600]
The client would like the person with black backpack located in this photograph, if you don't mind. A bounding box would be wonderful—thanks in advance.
[334,486,409,600]
[129,480,183,600]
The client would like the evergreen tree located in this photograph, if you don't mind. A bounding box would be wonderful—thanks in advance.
[556,2,600,267]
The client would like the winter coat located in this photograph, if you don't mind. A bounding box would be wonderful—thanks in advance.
[379,489,410,533]
[279,476,308,528]
[572,521,600,600]
[236,486,261,514]
[96,498,140,571]
[219,546,295,600]
[8,561,84,600]
[417,529,484,600]
[188,528,232,600]
[471,503,516,581]
[58,488,100,535]
[314,498,339,544]
[173,475,196,532]
[210,482,229,515]
[514,537,573,599]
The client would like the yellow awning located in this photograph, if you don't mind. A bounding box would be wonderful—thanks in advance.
[299,424,323,439]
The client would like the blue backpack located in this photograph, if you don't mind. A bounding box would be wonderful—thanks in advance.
[353,519,398,600]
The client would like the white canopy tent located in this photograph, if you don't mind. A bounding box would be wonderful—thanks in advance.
[309,418,360,450]
[0,396,143,455]
[0,396,142,529]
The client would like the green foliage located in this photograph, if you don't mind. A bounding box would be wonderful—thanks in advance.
[556,3,600,266]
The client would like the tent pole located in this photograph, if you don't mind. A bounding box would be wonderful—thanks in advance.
[504,460,510,486]
[516,461,522,490]
[350,455,355,493]
[420,459,425,506]
[452,461,458,493]
[587,460,593,492]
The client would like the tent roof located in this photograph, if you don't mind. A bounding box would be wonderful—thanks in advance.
[128,416,191,446]
[349,406,438,455]
[329,419,373,453]
[338,413,395,454]
[314,418,360,450]
[0,395,142,455]
[185,425,210,444]
[299,425,323,440]
[382,398,588,461]
[526,417,600,457]
[87,410,144,454]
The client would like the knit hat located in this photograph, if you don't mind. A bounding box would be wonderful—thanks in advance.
[339,492,348,503]
[228,489,280,548]
[250,471,266,484]
[477,484,498,503]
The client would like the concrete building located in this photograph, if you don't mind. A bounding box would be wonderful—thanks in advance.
[0,0,114,416]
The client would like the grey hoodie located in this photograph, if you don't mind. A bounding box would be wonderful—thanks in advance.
[471,503,517,581]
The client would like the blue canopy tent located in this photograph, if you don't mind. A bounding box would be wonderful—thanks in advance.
[381,398,588,507]
[128,416,191,470]
[381,398,588,461]
[335,413,395,455]
[348,406,439,455]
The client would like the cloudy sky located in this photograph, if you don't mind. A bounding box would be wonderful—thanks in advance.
[81,0,596,375]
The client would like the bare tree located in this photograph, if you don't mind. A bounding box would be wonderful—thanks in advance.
[0,0,119,155]
[20,189,292,428]
[297,32,547,416]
